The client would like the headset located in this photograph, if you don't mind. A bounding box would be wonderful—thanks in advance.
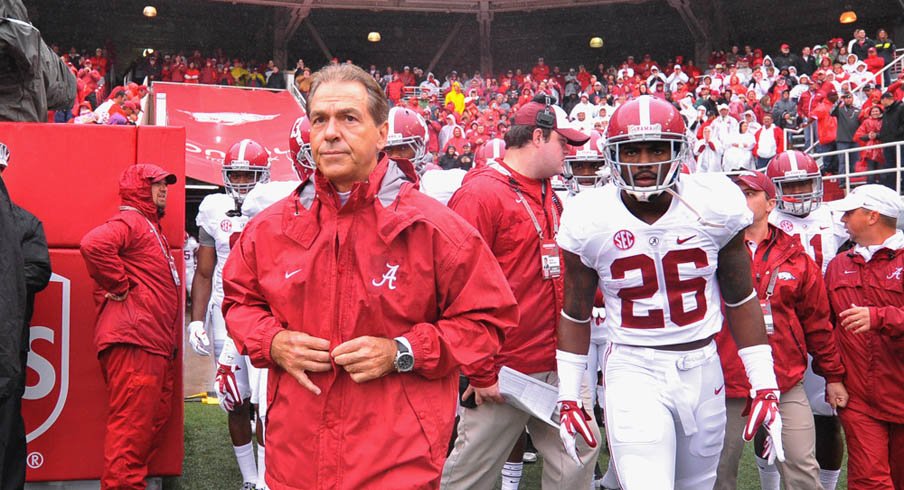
[534,95,556,129]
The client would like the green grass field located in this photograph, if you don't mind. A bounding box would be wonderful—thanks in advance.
[168,403,846,489]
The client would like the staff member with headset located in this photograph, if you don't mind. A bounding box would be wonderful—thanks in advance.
[442,96,600,490]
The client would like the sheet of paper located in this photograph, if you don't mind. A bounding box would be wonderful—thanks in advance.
[498,366,559,427]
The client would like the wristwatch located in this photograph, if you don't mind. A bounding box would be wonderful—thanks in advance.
[393,337,415,373]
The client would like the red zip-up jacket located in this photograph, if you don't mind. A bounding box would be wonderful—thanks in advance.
[825,244,904,423]
[717,225,845,398]
[222,157,518,489]
[448,160,563,387]
[80,164,181,358]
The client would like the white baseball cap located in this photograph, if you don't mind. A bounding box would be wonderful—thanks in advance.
[832,184,904,219]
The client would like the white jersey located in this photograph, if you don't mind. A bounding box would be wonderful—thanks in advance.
[196,193,248,305]
[183,235,199,294]
[563,191,611,345]
[557,173,752,346]
[241,180,300,218]
[769,205,847,275]
[420,169,466,205]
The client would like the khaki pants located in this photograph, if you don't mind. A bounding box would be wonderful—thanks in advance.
[714,383,820,490]
[441,371,599,490]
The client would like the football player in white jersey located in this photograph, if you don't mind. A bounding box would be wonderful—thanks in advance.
[555,95,784,489]
[384,107,465,205]
[765,150,847,490]
[188,139,271,490]
[563,130,621,490]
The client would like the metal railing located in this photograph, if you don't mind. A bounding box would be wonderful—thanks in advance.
[851,48,904,96]
[809,140,904,195]
[783,125,817,152]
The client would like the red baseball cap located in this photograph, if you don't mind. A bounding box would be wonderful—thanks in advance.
[732,170,775,199]
[513,101,590,145]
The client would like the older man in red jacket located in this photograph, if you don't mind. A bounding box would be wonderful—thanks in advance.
[715,171,848,490]
[222,64,517,490]
[80,164,181,489]
[826,184,904,490]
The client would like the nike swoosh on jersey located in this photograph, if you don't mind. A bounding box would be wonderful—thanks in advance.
[285,269,302,279]
[714,385,724,395]
[677,235,696,244]
[843,270,857,274]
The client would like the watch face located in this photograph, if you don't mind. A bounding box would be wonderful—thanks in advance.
[397,354,415,372]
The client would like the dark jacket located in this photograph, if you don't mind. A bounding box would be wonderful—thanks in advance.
[875,39,897,65]
[879,100,904,143]
[851,39,876,62]
[832,102,862,143]
[266,71,286,90]
[796,55,818,76]
[773,52,799,71]
[80,164,182,358]
[12,203,50,351]
[0,176,26,401]
[0,0,76,122]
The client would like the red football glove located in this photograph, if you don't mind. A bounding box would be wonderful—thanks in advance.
[742,389,785,463]
[215,363,243,412]
[558,400,597,466]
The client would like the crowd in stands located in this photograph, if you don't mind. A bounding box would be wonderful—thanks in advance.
[49,27,903,181]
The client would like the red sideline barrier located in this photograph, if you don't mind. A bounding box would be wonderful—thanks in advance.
[0,123,185,248]
[23,251,184,481]
[0,123,185,482]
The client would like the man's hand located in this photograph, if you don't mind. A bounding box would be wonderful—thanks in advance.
[826,382,849,409]
[839,305,872,334]
[270,330,332,395]
[215,363,242,411]
[558,400,597,466]
[105,290,128,302]
[187,321,210,356]
[462,382,504,406]
[332,336,396,383]
[743,389,785,464]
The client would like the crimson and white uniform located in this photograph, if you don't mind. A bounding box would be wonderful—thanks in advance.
[769,206,847,276]
[196,193,256,400]
[184,234,199,296]
[419,168,466,205]
[558,173,753,489]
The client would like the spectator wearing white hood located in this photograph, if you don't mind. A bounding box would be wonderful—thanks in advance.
[569,93,595,121]
[646,65,667,90]
[722,121,757,170]
[667,64,689,93]
[695,125,724,172]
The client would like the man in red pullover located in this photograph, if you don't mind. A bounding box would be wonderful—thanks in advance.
[442,97,599,489]
[826,184,904,489]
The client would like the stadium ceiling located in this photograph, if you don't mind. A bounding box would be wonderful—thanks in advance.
[203,0,646,14]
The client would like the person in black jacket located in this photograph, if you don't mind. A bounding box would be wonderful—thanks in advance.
[879,92,904,178]
[796,46,818,77]
[0,145,51,490]
[875,29,897,86]
[0,156,27,490]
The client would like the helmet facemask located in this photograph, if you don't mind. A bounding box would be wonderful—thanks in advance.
[564,157,608,193]
[604,132,689,202]
[773,173,823,216]
[222,164,270,204]
[385,135,427,174]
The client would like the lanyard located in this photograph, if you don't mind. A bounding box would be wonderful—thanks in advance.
[120,206,181,287]
[513,187,559,240]
[489,162,559,240]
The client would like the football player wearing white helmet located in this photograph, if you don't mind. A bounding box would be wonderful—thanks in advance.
[189,139,271,490]
[556,96,783,489]
[765,150,849,490]
[384,107,430,174]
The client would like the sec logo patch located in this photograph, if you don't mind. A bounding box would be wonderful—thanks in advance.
[220,219,232,233]
[779,220,793,234]
[613,230,635,250]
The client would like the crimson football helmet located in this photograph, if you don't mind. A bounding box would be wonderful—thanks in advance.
[222,139,271,203]
[477,138,506,166]
[603,95,690,201]
[385,107,429,172]
[766,150,823,216]
[564,131,609,193]
[289,115,314,181]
